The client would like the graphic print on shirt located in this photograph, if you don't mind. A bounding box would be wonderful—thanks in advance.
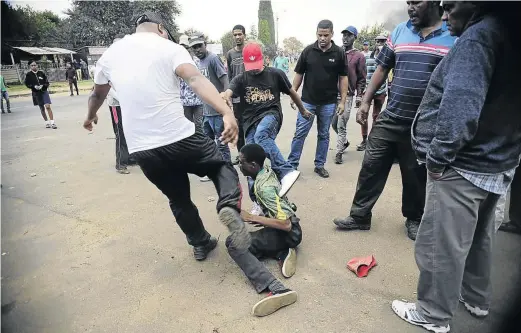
[230,56,244,79]
[245,86,275,104]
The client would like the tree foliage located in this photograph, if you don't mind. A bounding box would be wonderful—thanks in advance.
[220,31,234,55]
[249,24,258,41]
[258,20,271,47]
[62,0,181,47]
[258,0,275,45]
[283,37,304,54]
[355,23,387,51]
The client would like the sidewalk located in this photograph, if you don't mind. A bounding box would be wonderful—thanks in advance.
[7,80,94,98]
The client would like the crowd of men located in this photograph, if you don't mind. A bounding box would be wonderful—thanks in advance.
[82,1,520,332]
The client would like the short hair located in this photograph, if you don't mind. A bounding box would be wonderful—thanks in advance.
[240,144,266,166]
[317,20,333,32]
[232,25,246,34]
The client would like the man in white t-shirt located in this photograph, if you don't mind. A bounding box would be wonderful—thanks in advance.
[83,12,251,261]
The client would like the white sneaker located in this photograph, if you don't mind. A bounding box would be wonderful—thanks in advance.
[459,297,489,317]
[199,176,211,182]
[250,202,264,216]
[391,300,450,333]
[281,248,297,278]
[279,170,300,198]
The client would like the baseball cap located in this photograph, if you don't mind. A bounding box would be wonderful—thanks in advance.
[341,25,358,37]
[243,43,264,71]
[135,11,177,42]
[179,34,189,46]
[375,35,387,41]
[363,41,369,46]
[189,35,205,47]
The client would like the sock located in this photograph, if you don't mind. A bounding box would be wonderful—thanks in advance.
[50,120,55,125]
[46,120,50,124]
[362,135,367,143]
[268,280,286,293]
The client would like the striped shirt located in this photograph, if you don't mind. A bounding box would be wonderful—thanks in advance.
[376,20,456,122]
[366,56,387,96]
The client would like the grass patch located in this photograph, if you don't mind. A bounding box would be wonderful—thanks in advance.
[7,80,94,96]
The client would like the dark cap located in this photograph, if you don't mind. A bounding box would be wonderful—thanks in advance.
[189,35,205,47]
[135,11,177,43]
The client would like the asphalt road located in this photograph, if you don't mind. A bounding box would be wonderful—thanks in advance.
[2,92,520,333]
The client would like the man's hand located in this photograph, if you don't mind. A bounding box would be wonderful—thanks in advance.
[83,115,98,131]
[356,102,370,125]
[290,101,296,110]
[355,96,362,108]
[299,108,313,120]
[220,113,238,145]
[336,101,345,115]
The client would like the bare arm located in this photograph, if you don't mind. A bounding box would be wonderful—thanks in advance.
[84,83,110,131]
[292,73,304,92]
[242,210,292,232]
[361,65,389,105]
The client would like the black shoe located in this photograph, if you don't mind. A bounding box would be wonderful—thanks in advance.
[193,237,218,261]
[498,221,521,235]
[405,219,420,240]
[335,153,343,164]
[70,94,74,97]
[343,140,350,152]
[1,111,4,114]
[314,167,329,178]
[356,141,366,151]
[7,110,11,113]
[333,216,371,230]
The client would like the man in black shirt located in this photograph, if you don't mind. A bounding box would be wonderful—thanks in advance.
[287,20,348,178]
[226,24,247,164]
[222,43,311,200]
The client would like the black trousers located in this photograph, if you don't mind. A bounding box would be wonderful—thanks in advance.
[233,102,245,152]
[69,79,78,95]
[509,166,521,225]
[109,106,131,168]
[132,131,243,246]
[350,112,427,223]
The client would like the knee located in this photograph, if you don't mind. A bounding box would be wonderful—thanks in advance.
[45,105,51,111]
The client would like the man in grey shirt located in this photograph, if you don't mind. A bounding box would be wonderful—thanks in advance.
[226,24,247,164]
[191,36,231,164]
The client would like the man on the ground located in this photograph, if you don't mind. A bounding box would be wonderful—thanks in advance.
[333,1,456,240]
[287,19,348,178]
[190,35,231,167]
[392,2,521,332]
[331,25,366,164]
[226,25,247,165]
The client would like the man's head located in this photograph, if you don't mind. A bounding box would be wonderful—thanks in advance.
[239,144,266,178]
[316,20,334,50]
[407,1,442,29]
[363,41,369,51]
[341,25,358,49]
[189,36,207,59]
[135,11,174,41]
[375,35,387,47]
[242,42,264,74]
[232,25,246,47]
[441,1,479,37]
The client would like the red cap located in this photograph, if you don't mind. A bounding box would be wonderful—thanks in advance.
[242,43,264,71]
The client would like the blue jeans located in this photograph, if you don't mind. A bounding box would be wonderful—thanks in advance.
[246,114,294,201]
[287,102,336,169]
[203,115,231,162]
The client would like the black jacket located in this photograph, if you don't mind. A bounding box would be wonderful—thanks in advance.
[24,70,49,93]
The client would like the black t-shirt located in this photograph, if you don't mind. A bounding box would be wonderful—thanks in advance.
[294,41,347,105]
[229,67,292,136]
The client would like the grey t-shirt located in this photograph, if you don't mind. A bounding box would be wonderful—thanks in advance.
[226,48,245,103]
[197,52,227,116]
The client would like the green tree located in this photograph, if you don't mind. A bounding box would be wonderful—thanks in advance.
[258,0,275,45]
[283,37,304,54]
[249,24,258,41]
[355,23,387,51]
[63,0,180,47]
[258,20,271,47]
[220,31,234,55]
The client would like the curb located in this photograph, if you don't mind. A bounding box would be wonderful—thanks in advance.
[10,87,93,99]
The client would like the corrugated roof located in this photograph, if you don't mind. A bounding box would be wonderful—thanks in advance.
[13,47,76,55]
[75,46,108,55]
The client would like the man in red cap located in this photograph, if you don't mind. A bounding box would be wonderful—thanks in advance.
[221,42,312,203]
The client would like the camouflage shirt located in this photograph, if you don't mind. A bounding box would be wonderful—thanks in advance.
[254,167,295,220]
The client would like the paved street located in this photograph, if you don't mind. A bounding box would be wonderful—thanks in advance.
[1,92,520,333]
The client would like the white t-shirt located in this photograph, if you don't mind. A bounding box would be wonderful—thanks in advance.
[94,32,196,154]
